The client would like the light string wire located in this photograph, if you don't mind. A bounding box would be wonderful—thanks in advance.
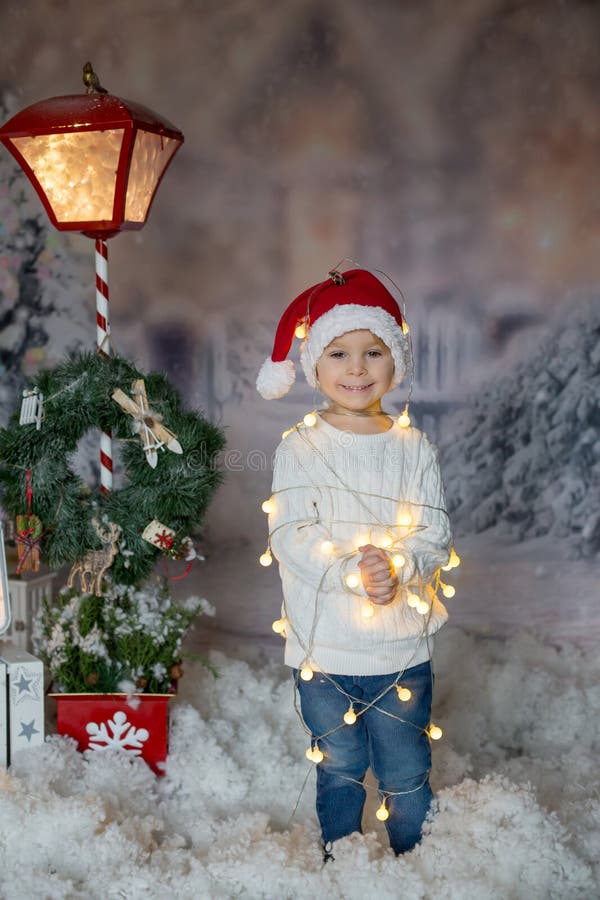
[266,418,454,814]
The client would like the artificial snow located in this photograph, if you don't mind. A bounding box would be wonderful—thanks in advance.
[441,298,600,557]
[1,623,597,899]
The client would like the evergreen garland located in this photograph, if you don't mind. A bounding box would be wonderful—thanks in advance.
[0,351,226,584]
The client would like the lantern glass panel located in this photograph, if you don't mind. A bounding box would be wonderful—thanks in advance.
[124,131,179,223]
[10,129,124,222]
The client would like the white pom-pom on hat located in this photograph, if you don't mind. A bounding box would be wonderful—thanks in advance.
[256,357,296,399]
[256,268,411,399]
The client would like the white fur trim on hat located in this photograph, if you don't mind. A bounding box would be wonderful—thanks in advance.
[256,357,296,399]
[300,304,411,390]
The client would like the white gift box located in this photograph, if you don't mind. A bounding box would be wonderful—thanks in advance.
[0,645,44,766]
[4,572,56,652]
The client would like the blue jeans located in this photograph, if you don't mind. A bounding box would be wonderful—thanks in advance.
[295,661,434,855]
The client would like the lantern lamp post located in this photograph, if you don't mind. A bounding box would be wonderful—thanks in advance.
[0,63,184,493]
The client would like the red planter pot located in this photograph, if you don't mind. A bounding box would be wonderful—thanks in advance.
[51,693,172,776]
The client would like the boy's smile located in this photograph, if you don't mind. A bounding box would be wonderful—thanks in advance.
[315,329,395,416]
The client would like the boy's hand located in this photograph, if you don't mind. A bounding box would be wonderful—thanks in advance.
[357,544,398,605]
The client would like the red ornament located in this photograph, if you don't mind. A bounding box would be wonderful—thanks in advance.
[155,529,174,550]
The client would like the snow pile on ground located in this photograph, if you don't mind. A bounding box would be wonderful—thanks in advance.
[1,627,598,899]
[440,299,600,556]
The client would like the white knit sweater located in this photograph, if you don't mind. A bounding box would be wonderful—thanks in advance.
[268,414,452,675]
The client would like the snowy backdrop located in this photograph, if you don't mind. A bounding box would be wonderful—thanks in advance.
[1,1,600,896]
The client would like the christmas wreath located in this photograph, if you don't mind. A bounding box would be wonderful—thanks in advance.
[0,351,225,585]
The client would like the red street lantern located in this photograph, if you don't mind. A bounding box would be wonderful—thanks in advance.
[0,78,183,239]
[0,64,184,494]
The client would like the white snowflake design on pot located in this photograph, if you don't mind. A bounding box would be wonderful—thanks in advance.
[85,710,150,756]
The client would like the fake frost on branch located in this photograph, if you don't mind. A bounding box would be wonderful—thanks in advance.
[85,710,149,756]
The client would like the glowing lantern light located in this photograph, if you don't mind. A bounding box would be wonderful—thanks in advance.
[376,801,389,821]
[429,724,443,740]
[303,412,317,427]
[380,534,393,549]
[343,705,357,725]
[295,322,307,339]
[300,665,314,681]
[392,553,406,570]
[397,511,412,527]
[271,618,287,634]
[261,498,275,514]
[361,602,375,619]
[345,573,361,590]
[321,540,334,555]
[441,583,456,599]
[259,550,272,567]
[0,69,183,239]
[311,744,324,763]
[397,686,412,702]
[416,600,430,616]
[406,592,420,608]
[397,405,411,428]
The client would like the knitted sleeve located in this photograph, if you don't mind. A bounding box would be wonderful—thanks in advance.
[398,432,452,583]
[268,437,368,596]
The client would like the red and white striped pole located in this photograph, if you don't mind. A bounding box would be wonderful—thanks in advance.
[95,238,113,494]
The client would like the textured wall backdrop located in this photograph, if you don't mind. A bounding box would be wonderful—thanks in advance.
[1,0,599,554]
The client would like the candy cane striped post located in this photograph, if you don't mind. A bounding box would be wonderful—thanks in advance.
[95,238,113,494]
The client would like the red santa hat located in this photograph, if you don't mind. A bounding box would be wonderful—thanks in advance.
[256,268,411,399]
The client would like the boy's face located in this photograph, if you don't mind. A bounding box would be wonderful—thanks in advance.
[315,329,395,413]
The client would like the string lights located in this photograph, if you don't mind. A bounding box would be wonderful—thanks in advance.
[260,412,459,823]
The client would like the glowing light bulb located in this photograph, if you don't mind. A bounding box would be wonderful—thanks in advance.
[282,428,292,439]
[303,412,317,427]
[376,801,389,822]
[449,549,461,568]
[321,540,334,555]
[397,686,412,702]
[354,533,371,549]
[441,584,456,599]
[344,705,357,725]
[406,592,420,608]
[416,600,430,616]
[259,551,272,567]
[271,618,287,634]
[345,573,361,590]
[295,322,307,339]
[312,744,324,763]
[361,602,375,619]
[392,553,406,570]
[300,665,314,681]
[397,511,412,527]
[261,498,275,514]
[397,405,411,428]
[305,746,315,761]
[380,534,393,549]
[429,724,443,741]
[402,320,410,335]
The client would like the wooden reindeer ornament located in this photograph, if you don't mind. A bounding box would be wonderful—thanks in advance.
[67,518,121,596]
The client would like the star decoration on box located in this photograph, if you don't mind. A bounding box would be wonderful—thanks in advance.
[18,719,40,743]
[11,667,42,704]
